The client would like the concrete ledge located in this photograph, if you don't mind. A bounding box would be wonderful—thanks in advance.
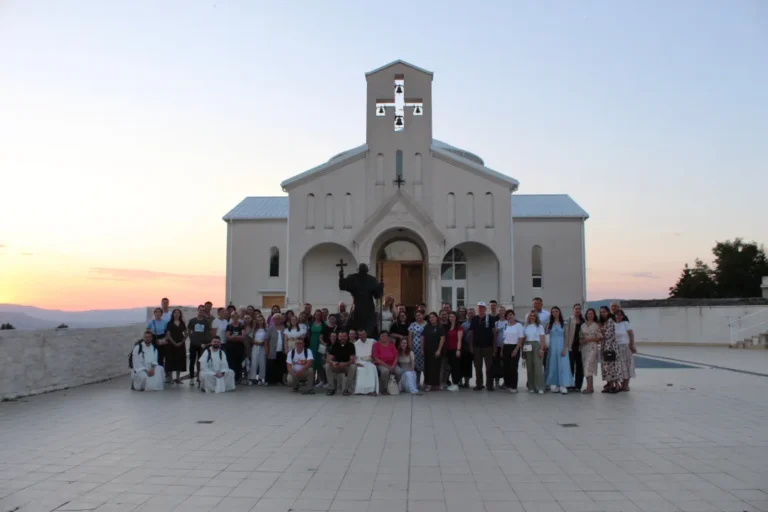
[0,323,145,400]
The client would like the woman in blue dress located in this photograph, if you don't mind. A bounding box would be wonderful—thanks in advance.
[545,306,573,394]
[407,310,427,388]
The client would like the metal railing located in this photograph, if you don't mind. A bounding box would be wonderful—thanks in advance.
[729,308,768,346]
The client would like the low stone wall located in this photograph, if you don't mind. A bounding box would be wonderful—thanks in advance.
[0,323,145,400]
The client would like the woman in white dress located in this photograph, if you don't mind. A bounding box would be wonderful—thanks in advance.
[380,295,395,333]
[284,315,306,354]
[353,330,379,395]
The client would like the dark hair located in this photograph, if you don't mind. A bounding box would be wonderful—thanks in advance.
[205,301,213,306]
[505,309,516,318]
[197,304,205,310]
[615,309,630,322]
[161,297,169,302]
[533,297,543,303]
[427,312,439,325]
[172,308,184,323]
[212,335,221,341]
[217,307,225,313]
[585,308,598,322]
[489,300,498,305]
[598,306,614,325]
[153,308,162,314]
[397,336,411,354]
[548,306,564,329]
[227,305,236,312]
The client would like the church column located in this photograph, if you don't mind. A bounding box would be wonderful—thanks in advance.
[427,263,440,312]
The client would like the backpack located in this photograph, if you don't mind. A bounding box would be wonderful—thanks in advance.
[128,340,144,369]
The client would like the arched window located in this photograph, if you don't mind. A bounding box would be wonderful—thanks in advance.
[485,192,494,228]
[343,193,352,229]
[269,247,280,277]
[532,245,542,288]
[446,193,456,228]
[325,193,334,229]
[466,192,475,228]
[395,150,404,183]
[376,153,384,184]
[441,248,467,309]
[414,153,423,183]
[306,193,315,229]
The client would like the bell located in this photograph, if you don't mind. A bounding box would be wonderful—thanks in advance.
[377,107,385,115]
[395,116,403,127]
[395,84,403,94]
[414,106,422,115]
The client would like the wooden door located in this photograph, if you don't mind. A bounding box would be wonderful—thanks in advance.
[400,264,424,308]
[262,295,285,309]
[381,262,402,304]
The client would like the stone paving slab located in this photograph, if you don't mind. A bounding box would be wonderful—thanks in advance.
[0,354,767,512]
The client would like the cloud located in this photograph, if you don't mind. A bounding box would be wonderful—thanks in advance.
[622,271,660,280]
[89,267,224,286]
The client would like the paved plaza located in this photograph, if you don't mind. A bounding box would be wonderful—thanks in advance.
[1,348,767,512]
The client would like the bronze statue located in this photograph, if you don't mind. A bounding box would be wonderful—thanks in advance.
[338,260,383,337]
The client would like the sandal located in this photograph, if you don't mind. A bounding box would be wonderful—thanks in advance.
[582,389,594,394]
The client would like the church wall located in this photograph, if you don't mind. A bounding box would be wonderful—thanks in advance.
[302,243,356,312]
[513,218,585,311]
[461,243,500,307]
[228,219,287,307]
[430,157,514,302]
[286,158,367,306]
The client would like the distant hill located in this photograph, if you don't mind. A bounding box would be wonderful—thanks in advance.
[0,304,146,330]
[586,299,627,310]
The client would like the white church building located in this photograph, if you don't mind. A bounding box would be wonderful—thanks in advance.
[223,60,589,313]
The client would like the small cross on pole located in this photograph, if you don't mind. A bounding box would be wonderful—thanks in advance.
[393,175,406,189]
[336,258,347,277]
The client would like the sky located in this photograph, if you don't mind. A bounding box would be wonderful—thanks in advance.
[1,0,766,310]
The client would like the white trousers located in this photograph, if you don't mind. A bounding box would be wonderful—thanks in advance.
[249,344,267,381]
[132,366,165,391]
[201,370,236,393]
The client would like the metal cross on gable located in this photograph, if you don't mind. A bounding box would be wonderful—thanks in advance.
[375,74,423,132]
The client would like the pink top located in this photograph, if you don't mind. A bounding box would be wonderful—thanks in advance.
[372,341,398,367]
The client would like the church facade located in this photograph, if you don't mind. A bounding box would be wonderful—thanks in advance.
[223,60,589,313]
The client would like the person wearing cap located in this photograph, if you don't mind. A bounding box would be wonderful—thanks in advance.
[468,302,496,391]
[199,336,236,393]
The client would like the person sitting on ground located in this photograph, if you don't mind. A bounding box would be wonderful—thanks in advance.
[373,331,401,393]
[286,338,315,394]
[325,330,357,396]
[199,336,236,393]
[132,330,164,391]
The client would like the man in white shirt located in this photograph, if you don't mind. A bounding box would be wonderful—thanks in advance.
[211,308,229,345]
[160,297,172,322]
[533,297,551,372]
[286,338,315,394]
[199,336,236,393]
[131,331,164,391]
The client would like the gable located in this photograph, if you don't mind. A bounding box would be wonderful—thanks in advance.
[353,189,444,246]
[365,59,434,78]
[280,145,368,191]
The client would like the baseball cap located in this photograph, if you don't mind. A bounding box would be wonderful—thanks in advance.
[477,301,487,308]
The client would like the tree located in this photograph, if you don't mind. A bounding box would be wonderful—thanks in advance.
[669,239,768,299]
[712,239,768,298]
[669,259,717,298]
[0,323,16,330]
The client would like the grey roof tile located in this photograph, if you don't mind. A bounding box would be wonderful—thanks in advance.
[511,194,589,219]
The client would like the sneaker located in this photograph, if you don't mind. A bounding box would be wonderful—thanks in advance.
[508,388,518,394]
[550,385,558,392]
[306,389,316,395]
[528,389,535,393]
[447,384,459,392]
[292,385,300,392]
[326,390,336,396]
[537,390,544,394]
[342,390,350,396]
[560,387,568,395]
[474,385,484,391]
[314,381,325,388]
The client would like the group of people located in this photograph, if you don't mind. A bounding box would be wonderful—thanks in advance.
[130,297,637,396]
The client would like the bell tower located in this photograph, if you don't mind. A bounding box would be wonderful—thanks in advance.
[364,60,434,215]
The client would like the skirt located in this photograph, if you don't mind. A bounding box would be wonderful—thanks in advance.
[164,342,187,372]
[618,345,636,379]
[581,342,599,377]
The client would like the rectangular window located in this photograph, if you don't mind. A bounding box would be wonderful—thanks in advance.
[441,264,453,280]
[532,276,542,288]
[441,287,452,305]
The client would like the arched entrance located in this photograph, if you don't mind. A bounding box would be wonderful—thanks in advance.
[371,229,427,317]
[302,243,357,311]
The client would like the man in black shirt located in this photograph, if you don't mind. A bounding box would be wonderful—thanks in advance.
[325,331,357,396]
[187,305,212,385]
[469,302,497,391]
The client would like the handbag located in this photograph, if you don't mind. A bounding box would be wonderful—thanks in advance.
[387,375,400,395]
[602,349,617,362]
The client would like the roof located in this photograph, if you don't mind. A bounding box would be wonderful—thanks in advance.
[223,194,589,222]
[511,194,589,219]
[279,139,519,191]
[222,196,288,221]
[365,60,434,77]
